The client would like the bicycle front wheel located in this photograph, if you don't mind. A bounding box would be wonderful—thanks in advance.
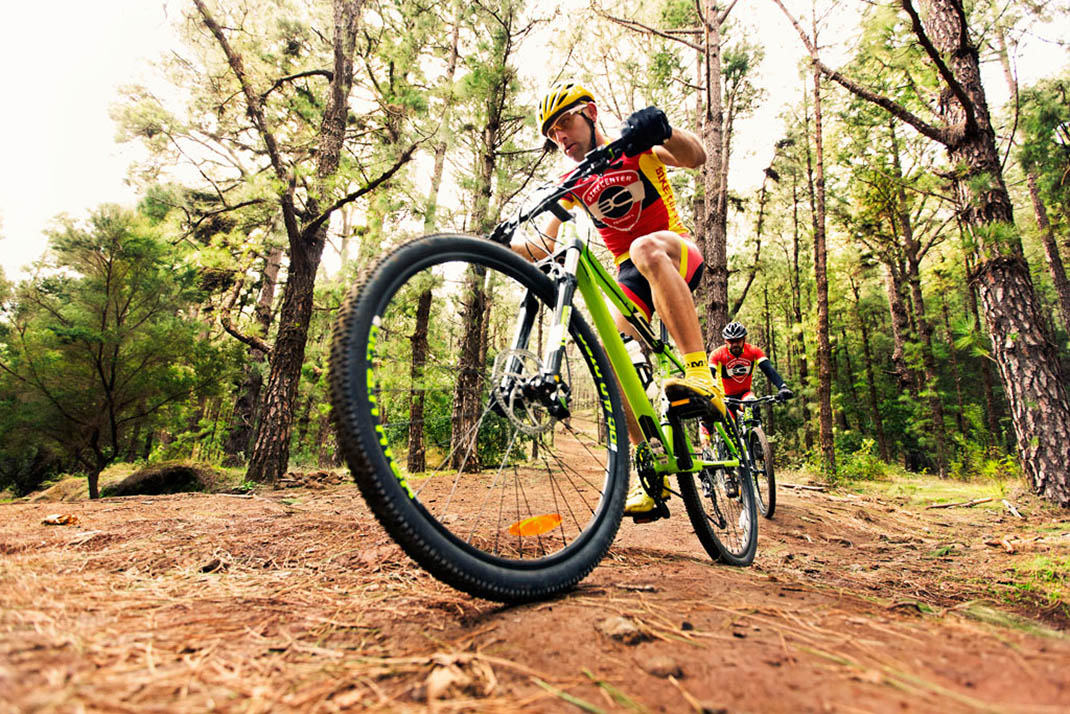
[750,426,776,518]
[329,234,628,602]
[679,427,758,566]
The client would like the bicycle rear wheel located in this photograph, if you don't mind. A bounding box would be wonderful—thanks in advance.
[678,424,758,566]
[329,234,628,602]
[749,426,776,518]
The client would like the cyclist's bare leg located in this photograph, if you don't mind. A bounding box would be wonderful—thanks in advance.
[628,231,704,355]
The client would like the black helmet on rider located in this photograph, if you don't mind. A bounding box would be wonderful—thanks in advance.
[722,321,747,341]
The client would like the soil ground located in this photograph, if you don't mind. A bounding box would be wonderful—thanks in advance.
[2,471,1068,713]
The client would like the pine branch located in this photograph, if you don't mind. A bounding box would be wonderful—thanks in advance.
[899,0,977,140]
[261,69,334,101]
[192,0,301,243]
[218,268,272,355]
[302,142,419,239]
[767,0,952,146]
[595,10,704,52]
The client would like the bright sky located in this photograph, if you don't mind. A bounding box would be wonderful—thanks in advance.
[0,1,175,279]
[0,1,1064,281]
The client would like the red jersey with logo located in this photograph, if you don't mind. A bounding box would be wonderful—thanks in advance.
[559,148,688,258]
[709,343,768,397]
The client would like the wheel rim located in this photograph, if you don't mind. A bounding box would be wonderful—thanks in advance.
[750,433,770,512]
[697,462,753,559]
[356,254,621,566]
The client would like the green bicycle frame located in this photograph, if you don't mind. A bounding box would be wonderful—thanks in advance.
[537,231,740,476]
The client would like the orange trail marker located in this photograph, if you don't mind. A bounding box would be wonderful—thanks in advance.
[508,513,562,537]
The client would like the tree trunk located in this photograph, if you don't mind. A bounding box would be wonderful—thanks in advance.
[990,7,1070,339]
[839,328,861,427]
[1027,172,1070,338]
[223,246,282,465]
[764,285,776,433]
[790,173,813,452]
[905,265,949,477]
[407,288,432,473]
[882,264,915,393]
[699,0,731,345]
[245,0,364,483]
[939,291,968,438]
[852,283,891,462]
[965,249,1005,445]
[921,0,1070,504]
[448,8,514,470]
[808,54,835,474]
[248,232,327,481]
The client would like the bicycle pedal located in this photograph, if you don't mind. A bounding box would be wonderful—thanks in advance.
[665,392,717,420]
[630,501,671,524]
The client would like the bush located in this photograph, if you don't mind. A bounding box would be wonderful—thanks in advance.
[100,461,222,497]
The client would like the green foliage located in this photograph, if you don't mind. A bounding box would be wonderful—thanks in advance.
[0,206,227,490]
[1017,73,1070,219]
[834,438,899,483]
[949,437,1019,486]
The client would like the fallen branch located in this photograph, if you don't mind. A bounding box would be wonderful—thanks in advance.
[781,483,828,492]
[925,497,993,510]
[1001,499,1023,519]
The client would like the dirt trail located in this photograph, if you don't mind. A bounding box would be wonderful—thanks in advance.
[2,475,1067,713]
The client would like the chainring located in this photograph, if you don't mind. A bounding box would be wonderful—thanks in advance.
[635,441,661,498]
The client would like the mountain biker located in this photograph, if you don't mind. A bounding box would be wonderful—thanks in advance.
[510,81,725,517]
[710,321,793,415]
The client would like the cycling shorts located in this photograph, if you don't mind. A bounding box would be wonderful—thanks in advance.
[615,236,704,320]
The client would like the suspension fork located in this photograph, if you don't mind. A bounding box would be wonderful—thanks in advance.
[497,239,582,413]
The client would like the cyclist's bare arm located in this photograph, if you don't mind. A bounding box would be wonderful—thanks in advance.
[653,127,705,169]
[511,215,561,261]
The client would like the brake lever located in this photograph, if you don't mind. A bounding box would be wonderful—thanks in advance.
[488,219,518,246]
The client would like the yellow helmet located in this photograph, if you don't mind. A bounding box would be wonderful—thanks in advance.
[537,82,596,137]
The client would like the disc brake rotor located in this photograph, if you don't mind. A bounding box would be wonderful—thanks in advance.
[490,349,554,436]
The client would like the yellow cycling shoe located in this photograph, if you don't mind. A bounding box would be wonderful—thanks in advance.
[663,373,727,419]
[623,476,671,515]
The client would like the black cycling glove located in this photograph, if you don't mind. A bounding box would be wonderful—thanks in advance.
[620,106,672,157]
[777,385,794,401]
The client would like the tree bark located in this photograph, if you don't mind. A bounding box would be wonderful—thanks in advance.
[939,290,968,438]
[223,245,282,465]
[920,0,1070,504]
[790,172,813,452]
[808,50,835,474]
[699,0,731,345]
[882,263,915,393]
[244,0,368,483]
[448,4,516,470]
[1027,172,1070,338]
[407,288,432,473]
[851,280,891,462]
[964,249,1005,445]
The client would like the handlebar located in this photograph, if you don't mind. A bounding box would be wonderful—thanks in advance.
[487,136,632,246]
[724,394,784,407]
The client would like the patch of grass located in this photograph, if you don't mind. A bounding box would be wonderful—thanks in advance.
[1010,555,1069,608]
[956,600,1066,639]
[926,545,958,559]
[849,471,1005,509]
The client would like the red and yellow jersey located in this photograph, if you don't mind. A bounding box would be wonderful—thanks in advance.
[709,343,768,397]
[559,148,688,259]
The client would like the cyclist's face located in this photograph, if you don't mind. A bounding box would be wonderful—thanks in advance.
[726,337,744,356]
[548,104,594,161]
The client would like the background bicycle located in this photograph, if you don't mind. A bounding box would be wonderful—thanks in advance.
[725,394,783,518]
